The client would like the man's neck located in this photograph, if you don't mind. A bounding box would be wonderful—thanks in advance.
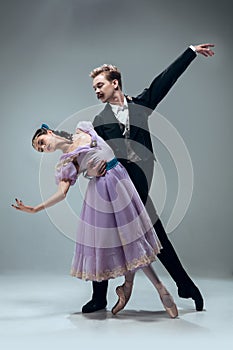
[108,91,124,106]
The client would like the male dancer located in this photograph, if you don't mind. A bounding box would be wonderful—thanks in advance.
[82,43,214,313]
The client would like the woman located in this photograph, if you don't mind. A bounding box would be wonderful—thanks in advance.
[12,121,178,318]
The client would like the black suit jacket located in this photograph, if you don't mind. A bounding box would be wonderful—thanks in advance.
[93,47,196,164]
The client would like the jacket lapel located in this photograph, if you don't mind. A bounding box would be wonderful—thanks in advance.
[127,100,143,139]
[100,99,145,141]
[100,103,123,139]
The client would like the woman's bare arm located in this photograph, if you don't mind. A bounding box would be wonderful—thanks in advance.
[12,180,71,213]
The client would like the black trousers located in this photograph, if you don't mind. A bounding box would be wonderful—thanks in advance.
[122,159,193,286]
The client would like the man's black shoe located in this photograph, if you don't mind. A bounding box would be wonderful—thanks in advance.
[178,285,204,311]
[82,299,107,313]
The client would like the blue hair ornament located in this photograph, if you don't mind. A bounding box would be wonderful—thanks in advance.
[41,123,50,130]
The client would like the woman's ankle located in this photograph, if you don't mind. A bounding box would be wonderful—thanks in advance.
[124,280,133,288]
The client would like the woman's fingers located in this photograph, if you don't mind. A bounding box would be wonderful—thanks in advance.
[12,198,24,210]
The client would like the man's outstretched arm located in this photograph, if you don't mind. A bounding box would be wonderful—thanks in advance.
[133,43,215,111]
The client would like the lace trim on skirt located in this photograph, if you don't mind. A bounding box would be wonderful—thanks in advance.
[70,251,160,282]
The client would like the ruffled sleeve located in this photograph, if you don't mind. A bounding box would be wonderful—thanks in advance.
[55,159,78,186]
[76,120,94,132]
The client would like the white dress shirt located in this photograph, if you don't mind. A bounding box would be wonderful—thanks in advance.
[109,96,129,135]
[109,97,141,162]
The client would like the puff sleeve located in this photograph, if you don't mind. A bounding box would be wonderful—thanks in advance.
[55,159,78,186]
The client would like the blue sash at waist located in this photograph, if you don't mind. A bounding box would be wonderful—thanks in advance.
[106,158,119,171]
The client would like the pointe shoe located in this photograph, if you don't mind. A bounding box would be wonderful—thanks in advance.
[158,287,178,318]
[111,286,126,315]
[111,282,133,315]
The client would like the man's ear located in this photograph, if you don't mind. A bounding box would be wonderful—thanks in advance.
[112,79,119,90]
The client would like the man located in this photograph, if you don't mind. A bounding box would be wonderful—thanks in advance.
[82,43,214,313]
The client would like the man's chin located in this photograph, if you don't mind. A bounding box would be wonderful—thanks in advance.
[97,95,107,103]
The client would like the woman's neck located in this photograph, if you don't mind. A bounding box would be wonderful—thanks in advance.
[54,135,73,153]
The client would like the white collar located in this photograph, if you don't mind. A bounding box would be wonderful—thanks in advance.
[109,96,128,114]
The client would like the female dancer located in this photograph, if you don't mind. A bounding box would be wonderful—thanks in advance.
[12,121,178,318]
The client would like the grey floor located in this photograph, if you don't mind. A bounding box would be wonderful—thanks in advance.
[1,272,232,349]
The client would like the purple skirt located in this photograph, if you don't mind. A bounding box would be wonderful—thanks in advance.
[70,162,162,281]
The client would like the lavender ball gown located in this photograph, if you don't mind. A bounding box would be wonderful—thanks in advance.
[55,121,162,281]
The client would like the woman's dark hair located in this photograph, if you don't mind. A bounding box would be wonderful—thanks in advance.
[32,124,73,149]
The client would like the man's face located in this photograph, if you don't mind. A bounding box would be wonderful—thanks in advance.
[92,73,118,103]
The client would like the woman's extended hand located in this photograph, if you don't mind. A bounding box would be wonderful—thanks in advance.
[11,198,37,213]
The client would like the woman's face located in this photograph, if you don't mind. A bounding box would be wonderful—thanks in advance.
[34,131,56,153]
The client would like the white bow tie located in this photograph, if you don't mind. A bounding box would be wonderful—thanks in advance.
[116,104,128,113]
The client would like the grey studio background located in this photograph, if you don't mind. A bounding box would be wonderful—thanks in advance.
[0,0,232,280]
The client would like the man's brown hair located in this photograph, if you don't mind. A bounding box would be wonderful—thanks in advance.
[90,64,122,90]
